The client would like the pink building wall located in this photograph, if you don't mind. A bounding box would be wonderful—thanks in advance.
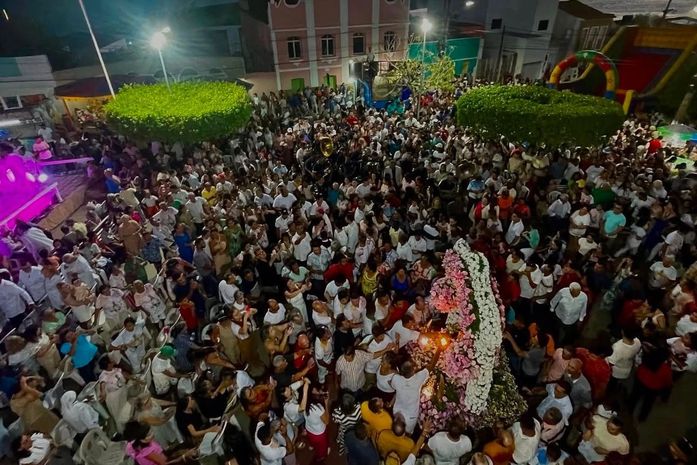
[268,0,410,91]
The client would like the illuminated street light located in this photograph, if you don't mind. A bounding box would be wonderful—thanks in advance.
[151,28,171,90]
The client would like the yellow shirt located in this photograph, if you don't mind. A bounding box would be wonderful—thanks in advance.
[376,429,414,461]
[202,187,217,206]
[360,401,392,438]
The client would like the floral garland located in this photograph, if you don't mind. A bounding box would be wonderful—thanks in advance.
[412,239,510,429]
[454,239,504,414]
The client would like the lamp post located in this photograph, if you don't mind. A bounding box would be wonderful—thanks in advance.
[418,17,432,116]
[151,27,171,90]
[77,0,115,98]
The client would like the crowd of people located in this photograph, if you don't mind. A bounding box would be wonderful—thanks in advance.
[0,78,696,465]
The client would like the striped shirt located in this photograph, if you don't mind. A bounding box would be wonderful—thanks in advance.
[335,350,372,392]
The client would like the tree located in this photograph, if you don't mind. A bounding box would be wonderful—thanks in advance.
[457,85,625,146]
[383,52,457,97]
[104,81,252,144]
[426,54,456,93]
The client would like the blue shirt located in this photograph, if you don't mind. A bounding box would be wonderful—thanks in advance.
[602,211,626,236]
[60,334,98,368]
[345,430,379,465]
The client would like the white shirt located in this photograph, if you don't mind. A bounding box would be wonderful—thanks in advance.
[264,305,287,325]
[0,279,33,319]
[151,356,176,394]
[18,266,46,301]
[427,432,472,465]
[219,280,239,305]
[569,211,591,237]
[606,338,640,379]
[186,197,207,223]
[511,419,541,464]
[292,232,312,261]
[19,433,51,465]
[536,384,573,425]
[389,321,420,348]
[396,242,414,262]
[519,267,542,299]
[391,368,429,422]
[304,404,327,435]
[550,288,588,325]
[505,220,524,244]
[364,335,393,374]
[273,193,297,210]
[648,262,677,289]
[255,422,287,465]
[676,314,697,336]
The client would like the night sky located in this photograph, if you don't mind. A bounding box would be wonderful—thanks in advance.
[0,0,172,39]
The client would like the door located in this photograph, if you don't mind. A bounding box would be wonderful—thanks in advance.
[325,74,337,89]
[290,78,305,94]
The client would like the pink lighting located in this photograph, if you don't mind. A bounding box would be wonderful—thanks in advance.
[0,155,57,230]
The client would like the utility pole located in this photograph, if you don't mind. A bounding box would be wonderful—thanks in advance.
[77,0,115,98]
[495,25,506,83]
[662,0,673,19]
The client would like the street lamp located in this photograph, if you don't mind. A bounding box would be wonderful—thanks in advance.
[151,27,171,90]
[465,0,475,7]
[418,18,432,116]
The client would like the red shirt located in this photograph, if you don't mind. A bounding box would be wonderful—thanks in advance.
[637,362,673,391]
[648,138,662,154]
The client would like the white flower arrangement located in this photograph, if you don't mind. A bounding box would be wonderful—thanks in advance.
[453,239,503,414]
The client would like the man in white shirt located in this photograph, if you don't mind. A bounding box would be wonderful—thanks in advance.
[292,224,312,262]
[648,255,678,290]
[61,253,97,289]
[185,193,208,234]
[569,206,591,241]
[0,274,34,328]
[550,282,588,345]
[18,262,46,302]
[606,327,641,380]
[255,420,292,465]
[153,202,178,233]
[535,381,573,425]
[218,273,240,305]
[391,355,436,434]
[510,414,541,465]
[427,419,472,465]
[273,185,297,211]
[505,213,525,245]
[389,314,420,349]
[275,210,294,236]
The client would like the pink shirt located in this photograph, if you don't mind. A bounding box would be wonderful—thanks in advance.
[544,348,570,382]
[126,441,164,465]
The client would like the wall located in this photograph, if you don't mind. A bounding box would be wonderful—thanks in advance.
[268,0,410,91]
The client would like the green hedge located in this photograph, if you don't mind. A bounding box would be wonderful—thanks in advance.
[456,85,625,146]
[104,81,252,144]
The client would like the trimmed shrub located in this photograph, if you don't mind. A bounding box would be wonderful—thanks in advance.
[104,81,252,144]
[456,85,625,146]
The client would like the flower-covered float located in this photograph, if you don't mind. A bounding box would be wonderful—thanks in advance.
[408,239,527,429]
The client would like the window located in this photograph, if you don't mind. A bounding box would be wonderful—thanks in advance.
[287,36,301,60]
[321,34,335,57]
[585,26,599,49]
[383,31,396,51]
[491,18,502,30]
[353,33,365,54]
[537,20,549,31]
[0,96,21,110]
[593,25,608,49]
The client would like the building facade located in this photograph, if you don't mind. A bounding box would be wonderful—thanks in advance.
[268,0,411,92]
